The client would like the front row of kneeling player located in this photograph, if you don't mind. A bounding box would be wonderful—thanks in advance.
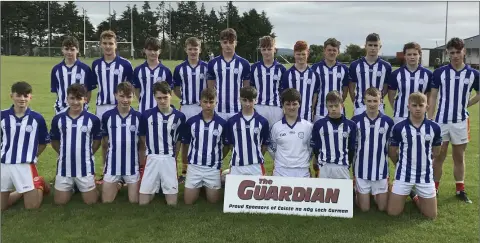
[1,81,440,218]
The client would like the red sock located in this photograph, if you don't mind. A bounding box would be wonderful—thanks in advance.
[456,182,465,192]
[435,181,439,190]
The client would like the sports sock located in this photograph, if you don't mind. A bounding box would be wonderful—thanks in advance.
[455,181,464,193]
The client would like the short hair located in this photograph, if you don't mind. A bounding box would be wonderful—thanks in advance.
[281,88,301,105]
[240,86,257,101]
[294,41,308,52]
[446,37,465,50]
[408,92,427,105]
[403,42,422,55]
[365,33,381,42]
[144,37,161,50]
[259,36,275,48]
[220,28,237,42]
[325,90,343,105]
[100,30,116,41]
[11,81,32,95]
[67,83,87,98]
[324,38,341,50]
[364,87,382,98]
[62,36,79,49]
[116,82,135,95]
[185,37,201,47]
[201,88,217,100]
[152,82,172,95]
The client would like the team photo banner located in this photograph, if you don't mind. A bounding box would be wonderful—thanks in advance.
[223,175,353,218]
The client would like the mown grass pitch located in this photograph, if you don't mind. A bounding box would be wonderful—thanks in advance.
[1,56,478,242]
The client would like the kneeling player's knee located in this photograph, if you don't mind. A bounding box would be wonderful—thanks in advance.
[387,207,402,216]
[24,200,41,209]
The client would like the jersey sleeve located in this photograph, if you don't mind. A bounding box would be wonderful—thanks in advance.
[384,63,392,86]
[249,64,257,87]
[175,114,187,142]
[386,118,395,141]
[472,70,479,92]
[165,67,174,88]
[223,120,233,145]
[267,125,277,160]
[431,68,442,89]
[388,71,398,90]
[49,116,61,141]
[37,115,51,144]
[173,65,182,87]
[389,124,402,147]
[138,113,148,137]
[132,67,141,89]
[207,60,216,81]
[181,120,192,144]
[241,60,251,81]
[101,113,109,137]
[221,122,229,145]
[424,70,434,93]
[91,62,99,89]
[278,70,289,94]
[310,122,321,151]
[84,66,96,91]
[348,62,358,83]
[261,119,270,146]
[432,123,442,147]
[348,122,357,153]
[50,67,58,93]
[124,61,134,83]
[342,66,350,87]
[91,117,103,140]
[313,72,321,94]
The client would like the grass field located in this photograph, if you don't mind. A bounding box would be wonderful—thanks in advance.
[1,55,478,243]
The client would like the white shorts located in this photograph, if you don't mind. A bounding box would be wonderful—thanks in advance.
[313,115,325,123]
[104,174,140,184]
[273,166,310,178]
[139,154,178,195]
[439,119,469,145]
[255,105,283,129]
[230,164,265,176]
[318,163,351,179]
[393,117,407,125]
[54,175,96,193]
[180,104,202,120]
[355,178,388,195]
[1,163,39,193]
[354,105,385,116]
[96,104,116,121]
[185,164,221,189]
[216,112,235,121]
[391,180,436,199]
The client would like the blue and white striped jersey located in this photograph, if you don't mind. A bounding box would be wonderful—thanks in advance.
[92,55,134,106]
[207,54,251,114]
[133,61,173,112]
[225,111,270,166]
[1,107,50,164]
[250,60,286,107]
[311,116,356,167]
[388,65,433,118]
[138,106,186,157]
[279,66,320,121]
[181,112,227,169]
[101,107,142,176]
[173,60,208,106]
[431,64,479,124]
[351,112,394,180]
[50,110,102,177]
[311,60,349,117]
[349,57,392,109]
[390,118,442,183]
[51,59,95,113]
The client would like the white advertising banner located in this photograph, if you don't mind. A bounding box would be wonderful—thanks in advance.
[223,175,353,218]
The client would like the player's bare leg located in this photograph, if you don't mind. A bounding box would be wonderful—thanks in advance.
[184,188,200,205]
[1,192,11,211]
[81,189,98,205]
[417,197,437,219]
[22,176,50,209]
[205,188,220,203]
[387,193,408,216]
[102,182,120,203]
[356,193,371,212]
[138,193,155,205]
[452,144,467,182]
[433,142,449,190]
[374,192,388,211]
[54,190,73,205]
[164,194,178,206]
[7,192,23,207]
[127,182,139,203]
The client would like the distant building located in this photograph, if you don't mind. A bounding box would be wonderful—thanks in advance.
[421,35,480,69]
